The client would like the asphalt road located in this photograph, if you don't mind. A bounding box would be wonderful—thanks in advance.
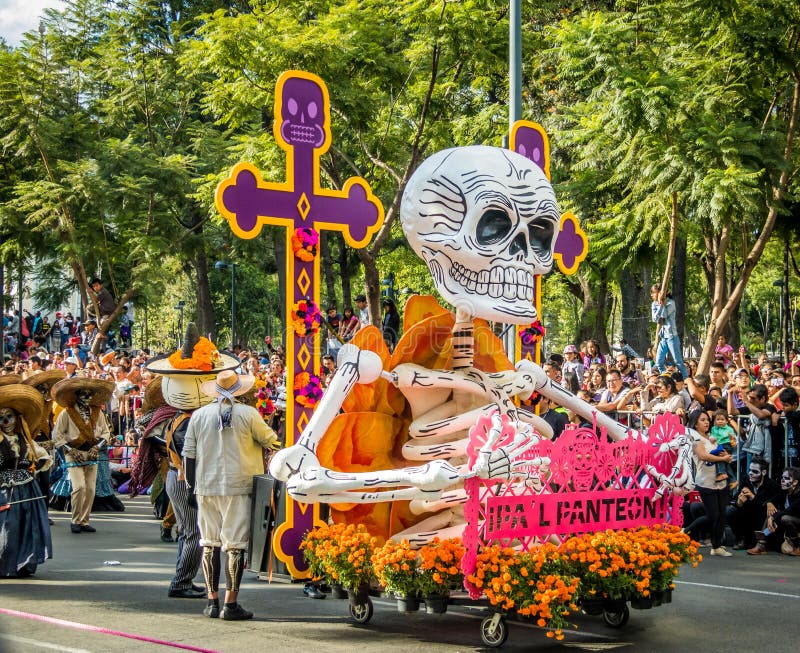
[1,497,799,653]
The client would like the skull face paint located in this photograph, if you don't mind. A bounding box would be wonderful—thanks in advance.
[279,77,326,148]
[400,146,559,323]
[75,389,92,407]
[0,407,17,435]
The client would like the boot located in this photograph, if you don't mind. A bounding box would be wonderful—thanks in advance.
[747,530,767,555]
[161,526,175,543]
[782,535,800,556]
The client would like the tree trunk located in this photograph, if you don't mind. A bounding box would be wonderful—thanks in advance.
[782,234,791,359]
[320,230,337,308]
[698,74,800,373]
[194,250,216,341]
[673,235,687,344]
[362,255,381,328]
[273,231,287,337]
[575,270,610,352]
[620,260,652,358]
[338,234,352,310]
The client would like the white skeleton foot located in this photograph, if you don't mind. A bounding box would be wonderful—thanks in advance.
[467,410,539,480]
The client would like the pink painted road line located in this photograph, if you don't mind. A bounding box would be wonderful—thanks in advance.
[0,608,222,653]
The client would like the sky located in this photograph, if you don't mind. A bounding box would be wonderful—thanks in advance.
[0,0,64,46]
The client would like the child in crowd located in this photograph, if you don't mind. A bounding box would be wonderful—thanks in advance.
[709,409,737,482]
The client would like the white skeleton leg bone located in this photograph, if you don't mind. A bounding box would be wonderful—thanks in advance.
[284,460,461,504]
[390,508,466,546]
[392,363,521,420]
[409,488,468,515]
[269,344,382,482]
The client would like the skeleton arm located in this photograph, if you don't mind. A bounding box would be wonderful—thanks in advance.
[269,344,383,482]
[523,360,631,441]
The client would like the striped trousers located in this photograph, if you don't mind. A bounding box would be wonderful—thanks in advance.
[165,469,202,591]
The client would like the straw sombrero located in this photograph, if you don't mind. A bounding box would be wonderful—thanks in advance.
[140,376,165,413]
[0,374,24,387]
[0,384,45,433]
[51,377,115,408]
[145,323,239,376]
[22,369,67,396]
[200,370,256,399]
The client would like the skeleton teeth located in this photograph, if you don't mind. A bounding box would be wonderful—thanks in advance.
[476,281,488,293]
[467,276,477,291]
[478,271,489,284]
[489,282,503,298]
[490,268,503,283]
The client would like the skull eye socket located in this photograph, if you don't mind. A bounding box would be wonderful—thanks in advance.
[476,209,513,245]
[287,98,298,116]
[528,218,556,257]
[307,101,318,119]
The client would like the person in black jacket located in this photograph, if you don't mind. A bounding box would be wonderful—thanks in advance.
[748,467,800,555]
[728,456,782,550]
[381,299,400,352]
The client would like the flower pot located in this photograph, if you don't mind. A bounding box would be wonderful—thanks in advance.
[396,594,420,613]
[347,583,370,606]
[662,588,672,603]
[424,594,448,614]
[580,598,605,616]
[330,584,348,600]
[630,595,653,610]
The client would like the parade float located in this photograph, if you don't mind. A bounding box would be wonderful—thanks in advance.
[216,70,700,647]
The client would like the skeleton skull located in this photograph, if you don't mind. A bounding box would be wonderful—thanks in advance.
[75,389,92,407]
[400,146,560,323]
[0,407,17,434]
[280,76,326,148]
[161,374,216,411]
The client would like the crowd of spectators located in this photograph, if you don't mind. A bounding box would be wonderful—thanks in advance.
[540,338,800,558]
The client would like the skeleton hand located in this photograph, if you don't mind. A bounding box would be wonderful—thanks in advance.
[468,411,540,480]
[87,446,100,461]
[71,449,87,463]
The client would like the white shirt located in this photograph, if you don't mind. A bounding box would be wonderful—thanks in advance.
[183,401,277,496]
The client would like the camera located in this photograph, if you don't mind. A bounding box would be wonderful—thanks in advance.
[770,377,784,387]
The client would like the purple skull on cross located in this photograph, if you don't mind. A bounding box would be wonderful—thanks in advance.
[280,77,326,148]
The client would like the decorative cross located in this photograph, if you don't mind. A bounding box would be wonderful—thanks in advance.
[215,70,384,577]
[509,120,588,364]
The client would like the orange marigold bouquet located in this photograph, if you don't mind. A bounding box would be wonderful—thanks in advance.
[467,543,580,640]
[301,523,379,590]
[371,539,419,598]
[417,537,466,597]
[559,530,637,600]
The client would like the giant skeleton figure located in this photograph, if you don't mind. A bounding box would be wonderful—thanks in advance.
[270,146,694,543]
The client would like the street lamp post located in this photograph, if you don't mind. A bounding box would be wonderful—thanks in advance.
[215,261,236,349]
[173,301,185,346]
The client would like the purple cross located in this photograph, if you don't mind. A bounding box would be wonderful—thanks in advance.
[216,73,382,247]
[215,71,384,578]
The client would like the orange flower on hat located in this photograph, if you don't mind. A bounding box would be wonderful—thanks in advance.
[167,337,219,372]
